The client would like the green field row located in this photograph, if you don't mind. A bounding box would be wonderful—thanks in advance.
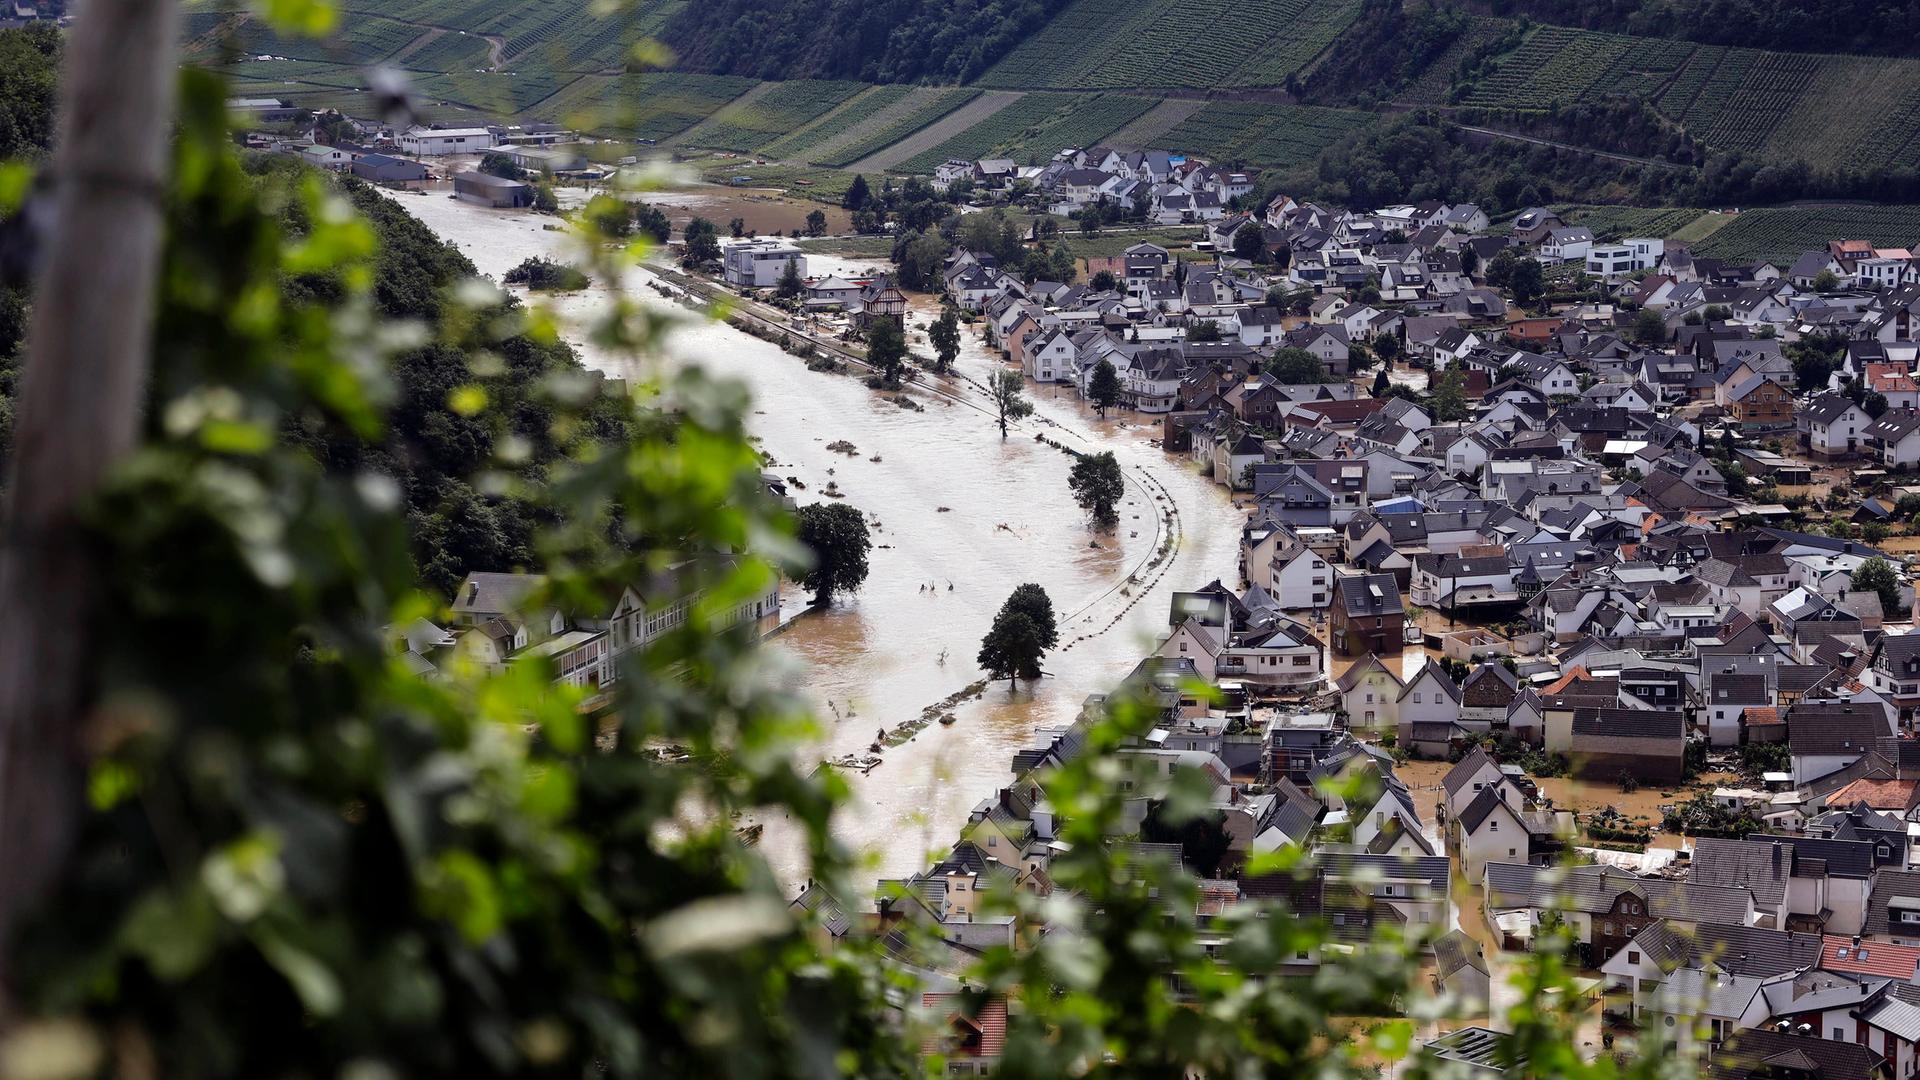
[894,92,1156,174]
[681,81,871,152]
[536,73,758,141]
[1691,206,1920,264]
[1158,101,1375,168]
[978,0,1362,90]
[768,87,983,168]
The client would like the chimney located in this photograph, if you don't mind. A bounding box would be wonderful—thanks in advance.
[1772,841,1783,874]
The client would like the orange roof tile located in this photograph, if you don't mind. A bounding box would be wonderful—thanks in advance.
[1822,935,1920,980]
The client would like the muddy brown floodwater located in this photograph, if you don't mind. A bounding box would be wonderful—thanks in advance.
[389,192,1242,886]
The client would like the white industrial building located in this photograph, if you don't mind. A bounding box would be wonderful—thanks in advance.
[397,126,497,156]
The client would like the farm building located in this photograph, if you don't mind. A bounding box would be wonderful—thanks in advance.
[452,171,533,209]
[351,154,430,187]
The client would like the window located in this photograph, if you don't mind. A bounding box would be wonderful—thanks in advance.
[1488,820,1498,832]
[1413,692,1423,703]
[1629,951,1640,965]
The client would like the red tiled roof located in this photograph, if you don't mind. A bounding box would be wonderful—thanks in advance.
[922,993,1008,1059]
[1744,707,1782,727]
[1827,777,1917,810]
[1821,935,1920,980]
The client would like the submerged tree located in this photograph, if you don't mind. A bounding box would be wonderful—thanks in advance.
[928,306,961,374]
[866,316,908,385]
[1089,358,1121,417]
[796,501,873,605]
[1069,450,1126,528]
[989,369,1033,438]
[977,611,1041,686]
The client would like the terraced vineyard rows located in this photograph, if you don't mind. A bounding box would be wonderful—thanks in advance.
[536,73,758,142]
[1691,206,1920,264]
[978,0,1363,89]
[997,94,1156,163]
[402,31,493,73]
[410,70,575,116]
[1690,52,1817,153]
[896,93,1154,173]
[1452,24,1920,172]
[683,81,870,152]
[1229,0,1365,84]
[800,89,983,168]
[1159,102,1375,167]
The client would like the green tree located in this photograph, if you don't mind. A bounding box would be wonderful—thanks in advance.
[1865,390,1891,418]
[682,216,721,268]
[865,316,908,385]
[1509,256,1546,304]
[1853,556,1903,616]
[1266,347,1326,384]
[585,193,633,238]
[977,608,1045,687]
[999,583,1059,651]
[1188,320,1223,342]
[989,368,1033,438]
[1231,225,1265,262]
[1430,368,1469,420]
[796,501,873,605]
[805,208,828,237]
[928,306,961,374]
[1812,269,1839,292]
[1090,270,1118,292]
[1789,333,1845,391]
[1089,358,1122,417]
[843,173,870,211]
[633,202,672,243]
[531,182,559,214]
[776,256,804,301]
[1374,333,1401,363]
[1139,800,1231,878]
[1068,450,1125,528]
[1373,368,1391,396]
[479,150,523,180]
[1632,307,1667,344]
[729,216,747,238]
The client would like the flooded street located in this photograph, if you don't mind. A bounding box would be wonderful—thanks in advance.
[390,191,1241,884]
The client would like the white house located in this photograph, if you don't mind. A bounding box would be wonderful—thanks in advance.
[1539,227,1594,264]
[722,240,806,288]
[1396,662,1462,729]
[1335,654,1404,732]
[1268,544,1335,610]
[1023,327,1076,383]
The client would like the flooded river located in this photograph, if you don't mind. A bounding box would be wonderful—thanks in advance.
[388,190,1242,884]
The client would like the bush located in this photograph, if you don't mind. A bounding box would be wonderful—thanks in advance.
[502,256,589,291]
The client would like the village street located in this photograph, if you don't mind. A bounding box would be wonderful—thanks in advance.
[388,188,1245,883]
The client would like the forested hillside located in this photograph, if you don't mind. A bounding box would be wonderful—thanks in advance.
[657,0,1068,84]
